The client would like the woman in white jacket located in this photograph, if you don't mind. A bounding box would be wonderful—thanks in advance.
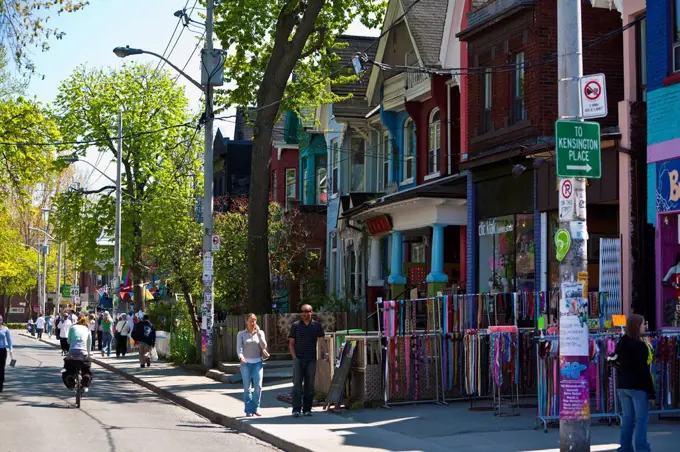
[115,314,131,357]
[59,312,73,356]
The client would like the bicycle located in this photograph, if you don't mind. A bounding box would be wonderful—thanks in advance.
[74,368,83,408]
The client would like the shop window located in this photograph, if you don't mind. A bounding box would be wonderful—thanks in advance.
[478,214,535,293]
[403,119,415,183]
[411,243,426,263]
[350,136,365,192]
[512,52,525,122]
[428,108,440,176]
[331,138,339,194]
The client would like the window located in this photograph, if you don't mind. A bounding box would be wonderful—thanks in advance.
[674,1,680,73]
[350,137,365,192]
[330,235,337,294]
[636,15,647,100]
[285,168,296,209]
[272,171,277,202]
[428,108,440,175]
[315,156,327,205]
[379,131,390,190]
[512,53,525,122]
[410,243,426,263]
[331,138,339,194]
[482,69,492,132]
[403,119,415,183]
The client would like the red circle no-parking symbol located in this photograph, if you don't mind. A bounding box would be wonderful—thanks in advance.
[561,179,573,199]
[584,80,601,101]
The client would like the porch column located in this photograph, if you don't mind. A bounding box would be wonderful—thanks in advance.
[367,236,384,314]
[388,230,406,298]
[427,224,448,295]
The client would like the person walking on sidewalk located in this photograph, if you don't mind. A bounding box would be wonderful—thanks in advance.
[288,304,328,417]
[59,312,72,356]
[615,314,654,452]
[101,312,113,357]
[96,312,103,351]
[47,315,54,338]
[115,314,131,357]
[0,315,14,392]
[237,313,268,417]
[35,313,45,339]
[88,313,97,352]
[131,315,156,368]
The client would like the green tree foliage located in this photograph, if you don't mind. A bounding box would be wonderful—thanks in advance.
[0,206,36,298]
[213,0,385,313]
[0,0,88,73]
[52,63,199,311]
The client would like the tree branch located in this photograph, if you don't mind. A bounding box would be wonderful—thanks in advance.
[299,26,327,59]
[76,185,116,195]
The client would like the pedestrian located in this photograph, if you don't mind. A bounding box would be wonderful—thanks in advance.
[59,312,72,355]
[27,318,34,336]
[0,315,14,392]
[88,313,97,351]
[237,313,268,417]
[115,314,131,357]
[55,313,62,342]
[131,315,156,368]
[47,315,54,338]
[101,312,113,357]
[615,313,654,452]
[35,313,45,339]
[288,304,328,417]
[97,313,103,351]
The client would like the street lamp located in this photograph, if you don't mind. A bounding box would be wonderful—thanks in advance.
[112,0,219,368]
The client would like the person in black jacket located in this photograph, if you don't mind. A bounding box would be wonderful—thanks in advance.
[615,314,653,452]
[131,315,156,368]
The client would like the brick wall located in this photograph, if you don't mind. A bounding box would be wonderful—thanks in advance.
[646,0,671,92]
[463,0,624,158]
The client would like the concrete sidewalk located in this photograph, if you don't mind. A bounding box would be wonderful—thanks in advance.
[23,333,680,452]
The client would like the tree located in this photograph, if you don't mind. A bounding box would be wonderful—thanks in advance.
[213,0,385,314]
[0,1,88,73]
[0,206,36,305]
[52,63,198,311]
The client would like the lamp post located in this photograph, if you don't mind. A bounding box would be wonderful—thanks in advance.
[113,0,219,368]
[28,225,55,314]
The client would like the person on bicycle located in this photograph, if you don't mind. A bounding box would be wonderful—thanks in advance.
[62,315,93,392]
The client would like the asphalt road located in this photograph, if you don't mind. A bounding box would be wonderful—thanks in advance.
[0,334,280,452]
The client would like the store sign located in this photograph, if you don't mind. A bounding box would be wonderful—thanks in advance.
[656,159,680,212]
[9,307,23,314]
[61,284,71,298]
[365,215,392,235]
[478,219,513,236]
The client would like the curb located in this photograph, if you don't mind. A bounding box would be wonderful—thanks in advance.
[20,333,311,452]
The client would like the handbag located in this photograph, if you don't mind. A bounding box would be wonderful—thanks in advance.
[258,331,270,361]
[150,347,159,361]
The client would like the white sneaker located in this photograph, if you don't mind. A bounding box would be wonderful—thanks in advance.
[83,388,89,393]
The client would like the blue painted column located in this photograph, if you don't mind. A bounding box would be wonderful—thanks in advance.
[387,230,406,284]
[427,224,448,283]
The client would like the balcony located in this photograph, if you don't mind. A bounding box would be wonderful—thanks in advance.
[406,71,431,102]
[383,73,406,111]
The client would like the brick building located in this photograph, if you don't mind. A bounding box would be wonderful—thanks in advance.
[458,0,625,299]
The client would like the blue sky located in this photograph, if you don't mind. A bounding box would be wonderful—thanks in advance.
[22,0,377,188]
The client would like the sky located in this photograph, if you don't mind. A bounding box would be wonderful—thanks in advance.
[21,0,378,190]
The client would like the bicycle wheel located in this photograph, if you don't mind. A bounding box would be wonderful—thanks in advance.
[75,372,81,408]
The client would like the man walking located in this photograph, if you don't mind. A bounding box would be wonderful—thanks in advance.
[288,304,328,417]
[131,315,156,368]
[35,313,45,339]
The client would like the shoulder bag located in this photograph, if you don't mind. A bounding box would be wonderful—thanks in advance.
[258,330,270,361]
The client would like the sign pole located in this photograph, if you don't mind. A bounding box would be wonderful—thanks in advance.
[558,1,590,451]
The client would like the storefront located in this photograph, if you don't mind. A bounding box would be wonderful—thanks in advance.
[474,168,536,294]
[653,158,680,329]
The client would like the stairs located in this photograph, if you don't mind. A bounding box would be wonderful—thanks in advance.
[206,359,294,384]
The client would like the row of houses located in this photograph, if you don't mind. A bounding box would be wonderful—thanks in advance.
[214,0,680,330]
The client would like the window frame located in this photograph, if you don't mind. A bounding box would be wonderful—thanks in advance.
[512,52,525,123]
[331,138,339,195]
[315,156,327,205]
[427,108,441,178]
[482,68,492,133]
[349,136,366,192]
[402,119,415,185]
[285,167,296,210]
[380,131,390,190]
[636,14,647,100]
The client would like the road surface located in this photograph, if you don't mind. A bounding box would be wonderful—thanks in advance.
[0,334,279,452]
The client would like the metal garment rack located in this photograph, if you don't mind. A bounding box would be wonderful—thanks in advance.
[376,297,443,408]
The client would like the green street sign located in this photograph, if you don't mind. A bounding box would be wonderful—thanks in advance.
[555,120,601,179]
[61,284,71,298]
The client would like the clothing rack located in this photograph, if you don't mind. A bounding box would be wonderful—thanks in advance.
[376,298,443,407]
[490,331,520,417]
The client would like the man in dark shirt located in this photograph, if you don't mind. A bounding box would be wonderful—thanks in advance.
[288,304,328,417]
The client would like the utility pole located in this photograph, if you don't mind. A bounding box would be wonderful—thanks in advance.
[42,234,48,315]
[114,110,123,313]
[201,0,216,368]
[55,243,62,316]
[36,246,42,316]
[557,1,590,451]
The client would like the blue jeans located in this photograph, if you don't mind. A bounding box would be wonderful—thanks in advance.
[618,389,651,452]
[240,361,263,415]
[292,358,316,413]
[102,333,112,356]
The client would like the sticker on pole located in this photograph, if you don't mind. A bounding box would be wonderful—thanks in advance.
[211,234,220,252]
[555,228,571,262]
[579,73,607,119]
[559,178,575,221]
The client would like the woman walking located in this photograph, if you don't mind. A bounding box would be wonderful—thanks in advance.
[115,314,131,357]
[615,314,654,452]
[59,312,72,355]
[101,312,113,357]
[88,314,97,352]
[236,313,267,417]
[0,315,14,392]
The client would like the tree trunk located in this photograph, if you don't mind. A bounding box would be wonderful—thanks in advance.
[182,291,202,365]
[247,0,327,315]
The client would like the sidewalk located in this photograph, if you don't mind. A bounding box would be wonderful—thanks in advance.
[23,333,680,452]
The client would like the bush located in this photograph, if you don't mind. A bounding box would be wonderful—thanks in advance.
[5,323,26,330]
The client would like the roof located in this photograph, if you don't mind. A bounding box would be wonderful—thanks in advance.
[233,108,289,142]
[400,0,448,67]
[331,35,377,119]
